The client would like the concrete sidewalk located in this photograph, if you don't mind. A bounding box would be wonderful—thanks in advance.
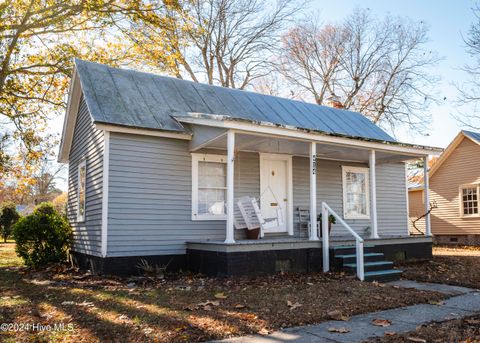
[214,282,479,343]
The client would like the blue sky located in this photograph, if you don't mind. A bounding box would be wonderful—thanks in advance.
[51,2,476,191]
[52,1,476,149]
[310,0,477,148]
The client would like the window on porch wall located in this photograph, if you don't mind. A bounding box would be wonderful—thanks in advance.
[192,154,227,220]
[342,166,370,220]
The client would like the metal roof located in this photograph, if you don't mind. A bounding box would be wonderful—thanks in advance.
[462,130,480,144]
[75,59,397,142]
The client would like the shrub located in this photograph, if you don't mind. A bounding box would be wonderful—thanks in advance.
[0,201,20,243]
[13,202,72,268]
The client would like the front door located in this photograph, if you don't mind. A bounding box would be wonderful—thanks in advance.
[259,154,292,233]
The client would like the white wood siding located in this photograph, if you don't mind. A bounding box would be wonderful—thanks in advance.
[293,157,408,238]
[67,97,104,256]
[105,133,408,256]
[107,134,258,257]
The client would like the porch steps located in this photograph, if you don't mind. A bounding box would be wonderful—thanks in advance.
[331,245,403,282]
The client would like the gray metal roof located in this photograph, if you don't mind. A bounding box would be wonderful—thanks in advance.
[75,59,396,142]
[463,130,480,144]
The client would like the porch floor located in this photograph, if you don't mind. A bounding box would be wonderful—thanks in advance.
[186,235,432,253]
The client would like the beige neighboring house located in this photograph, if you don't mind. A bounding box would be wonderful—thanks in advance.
[409,130,480,245]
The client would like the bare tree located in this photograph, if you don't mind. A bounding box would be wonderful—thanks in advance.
[455,4,480,129]
[123,0,302,89]
[279,8,440,133]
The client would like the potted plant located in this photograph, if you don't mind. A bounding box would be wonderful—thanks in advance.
[317,213,336,236]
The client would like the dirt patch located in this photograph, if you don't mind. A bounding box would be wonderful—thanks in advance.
[401,246,480,289]
[368,313,480,343]
[0,243,446,343]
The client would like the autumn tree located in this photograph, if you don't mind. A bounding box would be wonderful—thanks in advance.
[279,8,440,133]
[0,0,161,174]
[455,4,480,129]
[121,0,301,88]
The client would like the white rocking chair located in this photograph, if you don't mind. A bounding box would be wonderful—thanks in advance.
[237,196,284,238]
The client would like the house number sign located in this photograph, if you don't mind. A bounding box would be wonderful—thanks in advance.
[312,154,317,175]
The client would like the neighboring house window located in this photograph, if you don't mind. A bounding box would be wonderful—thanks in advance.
[460,185,479,216]
[342,166,370,219]
[192,154,227,220]
[77,160,87,222]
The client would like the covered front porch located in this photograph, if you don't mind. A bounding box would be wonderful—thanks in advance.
[186,236,433,279]
[177,115,441,279]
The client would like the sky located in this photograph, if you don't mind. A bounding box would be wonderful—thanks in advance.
[310,0,477,148]
[51,1,477,190]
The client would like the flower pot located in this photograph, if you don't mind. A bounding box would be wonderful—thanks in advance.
[245,227,260,239]
[319,222,332,237]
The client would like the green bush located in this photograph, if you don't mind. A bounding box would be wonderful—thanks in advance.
[0,201,20,242]
[13,202,72,268]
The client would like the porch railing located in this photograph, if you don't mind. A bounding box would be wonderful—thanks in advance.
[321,202,365,281]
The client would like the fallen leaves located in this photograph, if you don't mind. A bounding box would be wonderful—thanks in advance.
[287,300,302,310]
[327,310,350,321]
[372,318,392,327]
[428,299,445,305]
[214,292,228,299]
[258,328,269,335]
[328,327,350,333]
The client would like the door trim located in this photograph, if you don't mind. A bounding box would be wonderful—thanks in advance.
[259,153,294,235]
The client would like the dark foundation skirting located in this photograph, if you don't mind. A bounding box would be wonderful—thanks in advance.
[71,251,187,276]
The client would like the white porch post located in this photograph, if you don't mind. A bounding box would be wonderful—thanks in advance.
[424,156,431,237]
[225,130,235,243]
[310,142,319,241]
[369,150,379,239]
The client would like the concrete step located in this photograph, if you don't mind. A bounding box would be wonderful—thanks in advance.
[334,252,385,264]
[364,269,403,282]
[343,261,394,273]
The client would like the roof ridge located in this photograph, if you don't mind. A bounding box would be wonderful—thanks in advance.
[74,58,395,140]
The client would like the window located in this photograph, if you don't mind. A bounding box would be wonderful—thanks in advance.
[342,166,370,219]
[460,185,479,217]
[192,154,227,220]
[77,160,86,222]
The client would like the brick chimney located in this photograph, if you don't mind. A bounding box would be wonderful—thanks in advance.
[326,94,344,109]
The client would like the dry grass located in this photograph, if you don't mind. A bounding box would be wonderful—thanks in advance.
[401,245,480,289]
[369,314,480,342]
[0,243,446,343]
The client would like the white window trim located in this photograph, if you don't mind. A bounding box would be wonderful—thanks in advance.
[459,184,480,218]
[191,153,228,221]
[77,159,87,222]
[342,166,370,220]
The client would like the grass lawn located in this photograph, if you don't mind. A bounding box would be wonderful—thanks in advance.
[369,314,480,343]
[0,243,446,343]
[365,245,480,343]
[401,245,480,289]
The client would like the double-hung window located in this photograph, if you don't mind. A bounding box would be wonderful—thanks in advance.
[460,184,479,217]
[192,154,227,220]
[342,166,370,219]
[77,160,87,222]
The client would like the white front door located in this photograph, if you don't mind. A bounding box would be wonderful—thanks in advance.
[259,154,292,234]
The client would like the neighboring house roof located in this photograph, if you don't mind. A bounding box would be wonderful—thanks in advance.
[429,130,480,178]
[462,130,480,144]
[74,59,394,141]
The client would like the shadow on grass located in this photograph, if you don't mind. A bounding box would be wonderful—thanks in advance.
[0,267,260,342]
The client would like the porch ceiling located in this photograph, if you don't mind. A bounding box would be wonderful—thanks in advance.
[190,128,420,164]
